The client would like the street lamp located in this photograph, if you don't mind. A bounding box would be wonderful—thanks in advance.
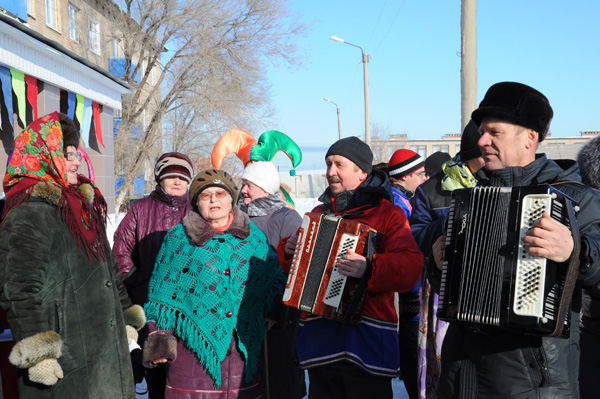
[330,35,370,146]
[323,97,342,140]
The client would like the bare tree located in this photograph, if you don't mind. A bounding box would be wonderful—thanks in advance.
[110,0,305,212]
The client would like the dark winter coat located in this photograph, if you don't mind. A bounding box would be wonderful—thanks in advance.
[409,170,451,256]
[239,194,306,399]
[0,182,139,399]
[113,185,191,305]
[436,154,600,399]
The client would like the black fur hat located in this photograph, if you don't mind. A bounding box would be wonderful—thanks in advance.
[471,82,553,142]
[58,113,80,151]
[577,135,600,190]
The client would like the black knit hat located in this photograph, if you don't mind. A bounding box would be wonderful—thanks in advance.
[189,169,239,212]
[58,113,79,150]
[459,121,482,162]
[471,82,553,141]
[578,136,600,190]
[154,152,194,184]
[325,137,373,174]
[424,151,451,176]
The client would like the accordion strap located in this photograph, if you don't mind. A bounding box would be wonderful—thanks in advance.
[550,197,580,337]
[341,230,377,323]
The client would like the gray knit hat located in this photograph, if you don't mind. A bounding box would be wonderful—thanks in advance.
[325,137,373,174]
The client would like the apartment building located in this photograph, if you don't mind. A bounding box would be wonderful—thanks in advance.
[0,0,160,212]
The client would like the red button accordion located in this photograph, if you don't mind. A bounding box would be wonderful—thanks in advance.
[282,213,381,324]
[438,185,580,337]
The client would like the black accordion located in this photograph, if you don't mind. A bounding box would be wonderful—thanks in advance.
[282,213,381,324]
[438,185,580,337]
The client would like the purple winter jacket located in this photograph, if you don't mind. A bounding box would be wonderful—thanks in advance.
[113,186,191,306]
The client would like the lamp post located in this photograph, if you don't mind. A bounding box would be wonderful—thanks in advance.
[323,97,342,140]
[330,35,370,146]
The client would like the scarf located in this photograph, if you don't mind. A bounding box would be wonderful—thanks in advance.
[238,193,286,217]
[2,112,108,261]
[440,155,478,192]
[144,209,285,387]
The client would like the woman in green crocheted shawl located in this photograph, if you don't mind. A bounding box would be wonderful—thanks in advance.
[143,169,286,399]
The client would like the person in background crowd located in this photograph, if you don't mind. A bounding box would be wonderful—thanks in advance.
[142,169,285,398]
[431,82,600,398]
[0,112,145,398]
[424,151,451,179]
[409,120,484,399]
[387,149,427,399]
[113,152,193,396]
[280,137,423,399]
[387,149,427,218]
[238,161,306,399]
[576,135,600,399]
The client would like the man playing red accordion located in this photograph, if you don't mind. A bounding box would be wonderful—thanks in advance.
[279,136,423,399]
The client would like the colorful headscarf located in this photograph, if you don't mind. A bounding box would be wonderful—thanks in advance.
[2,112,108,261]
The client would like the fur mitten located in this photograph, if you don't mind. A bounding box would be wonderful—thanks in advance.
[9,331,64,386]
[143,331,177,368]
[126,325,138,342]
[123,304,146,331]
[29,358,63,385]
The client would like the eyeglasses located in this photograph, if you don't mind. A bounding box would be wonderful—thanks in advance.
[414,170,427,177]
[199,190,228,201]
[65,151,82,161]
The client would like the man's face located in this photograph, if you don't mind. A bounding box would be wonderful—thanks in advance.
[326,154,368,195]
[240,179,270,204]
[477,118,537,170]
[401,168,427,192]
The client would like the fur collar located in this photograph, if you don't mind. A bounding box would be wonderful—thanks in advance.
[182,206,250,246]
[31,181,95,205]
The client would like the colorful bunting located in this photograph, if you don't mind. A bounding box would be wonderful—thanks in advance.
[81,97,93,148]
[25,75,38,120]
[10,69,26,127]
[67,91,76,120]
[92,101,104,148]
[0,65,13,133]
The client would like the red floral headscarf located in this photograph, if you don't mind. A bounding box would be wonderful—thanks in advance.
[2,112,108,261]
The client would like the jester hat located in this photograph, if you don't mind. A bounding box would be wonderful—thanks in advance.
[211,129,302,175]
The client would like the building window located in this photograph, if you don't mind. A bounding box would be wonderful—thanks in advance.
[433,144,450,153]
[69,4,79,42]
[112,39,123,57]
[45,0,58,29]
[88,18,100,55]
[410,145,427,158]
[27,0,34,15]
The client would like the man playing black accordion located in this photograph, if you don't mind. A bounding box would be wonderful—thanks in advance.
[430,82,600,399]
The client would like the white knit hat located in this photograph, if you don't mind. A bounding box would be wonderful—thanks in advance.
[241,161,280,195]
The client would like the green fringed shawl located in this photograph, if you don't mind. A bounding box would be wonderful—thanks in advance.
[144,219,285,387]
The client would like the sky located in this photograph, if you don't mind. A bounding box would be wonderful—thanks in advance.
[266,0,600,171]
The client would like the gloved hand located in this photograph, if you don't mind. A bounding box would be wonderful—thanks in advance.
[29,358,63,385]
[126,325,138,342]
